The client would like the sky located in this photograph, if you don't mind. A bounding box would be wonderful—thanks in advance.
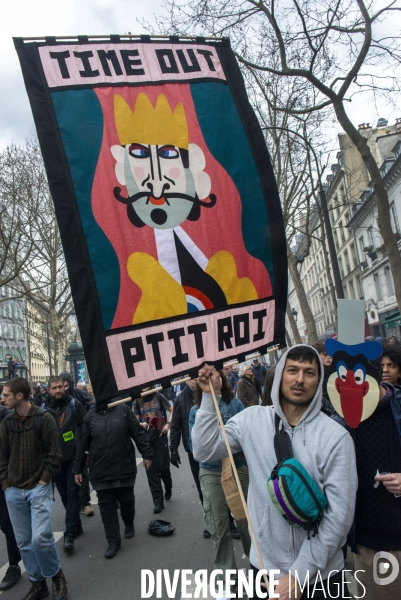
[0,0,399,150]
[0,0,163,148]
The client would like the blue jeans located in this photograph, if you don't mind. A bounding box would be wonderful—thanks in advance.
[5,483,60,581]
[54,460,81,535]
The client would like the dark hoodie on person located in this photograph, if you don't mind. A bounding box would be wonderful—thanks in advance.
[169,385,195,453]
[45,391,86,463]
[59,371,94,411]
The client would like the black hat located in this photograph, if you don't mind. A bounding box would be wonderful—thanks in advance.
[148,519,175,536]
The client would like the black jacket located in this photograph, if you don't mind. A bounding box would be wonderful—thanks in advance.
[44,392,86,463]
[169,385,195,453]
[0,405,7,424]
[252,364,267,388]
[73,404,153,486]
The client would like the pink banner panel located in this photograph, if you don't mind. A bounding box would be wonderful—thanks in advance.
[38,43,226,88]
[106,299,275,390]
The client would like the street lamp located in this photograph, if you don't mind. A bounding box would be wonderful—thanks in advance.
[261,125,344,300]
[64,341,86,384]
[291,308,298,322]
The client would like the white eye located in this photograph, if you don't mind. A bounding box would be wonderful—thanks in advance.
[354,368,364,385]
[338,365,347,381]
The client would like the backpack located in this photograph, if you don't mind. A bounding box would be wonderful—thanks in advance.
[267,414,328,539]
[4,406,58,438]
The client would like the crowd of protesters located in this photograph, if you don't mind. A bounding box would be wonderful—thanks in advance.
[0,335,400,599]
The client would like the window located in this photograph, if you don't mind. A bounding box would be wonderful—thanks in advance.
[343,285,348,298]
[334,230,339,250]
[359,236,365,261]
[368,227,375,247]
[340,222,346,243]
[374,272,383,302]
[390,203,400,233]
[349,279,355,299]
[0,347,3,359]
[384,266,394,296]
[344,249,350,274]
[356,276,362,298]
[350,243,357,269]
[339,256,344,278]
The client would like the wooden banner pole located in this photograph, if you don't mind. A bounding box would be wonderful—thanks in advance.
[208,378,269,591]
[107,396,132,408]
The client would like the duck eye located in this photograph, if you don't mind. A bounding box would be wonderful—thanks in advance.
[354,368,365,385]
[338,365,347,381]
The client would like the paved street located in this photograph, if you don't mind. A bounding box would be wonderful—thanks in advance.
[0,455,249,600]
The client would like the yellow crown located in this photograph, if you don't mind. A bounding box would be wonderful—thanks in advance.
[114,93,189,150]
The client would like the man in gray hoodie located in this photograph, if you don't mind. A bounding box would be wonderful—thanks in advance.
[192,345,357,599]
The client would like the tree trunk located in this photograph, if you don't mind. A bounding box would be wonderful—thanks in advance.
[285,327,293,348]
[286,302,302,344]
[287,241,318,344]
[333,99,401,313]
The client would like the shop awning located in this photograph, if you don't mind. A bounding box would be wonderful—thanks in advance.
[384,314,401,329]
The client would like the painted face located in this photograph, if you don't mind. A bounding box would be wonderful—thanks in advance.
[112,142,212,230]
[381,356,401,384]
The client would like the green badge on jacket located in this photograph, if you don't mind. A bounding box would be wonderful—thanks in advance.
[63,431,74,442]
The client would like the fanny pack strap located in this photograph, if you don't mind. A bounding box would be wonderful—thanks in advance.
[274,413,294,466]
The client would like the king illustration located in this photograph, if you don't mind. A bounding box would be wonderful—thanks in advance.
[111,92,259,325]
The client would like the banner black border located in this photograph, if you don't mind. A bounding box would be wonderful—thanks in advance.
[14,37,287,405]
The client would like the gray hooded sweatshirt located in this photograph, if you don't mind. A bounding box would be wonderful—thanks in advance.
[191,345,357,583]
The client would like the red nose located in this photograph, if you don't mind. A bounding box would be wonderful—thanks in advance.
[335,371,369,428]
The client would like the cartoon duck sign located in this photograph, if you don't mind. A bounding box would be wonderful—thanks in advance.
[15,37,287,404]
[325,339,382,428]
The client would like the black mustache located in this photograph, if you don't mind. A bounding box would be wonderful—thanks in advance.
[113,187,217,208]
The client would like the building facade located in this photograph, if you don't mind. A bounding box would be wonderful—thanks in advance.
[0,285,29,382]
[25,300,53,386]
[286,117,401,343]
[348,139,401,338]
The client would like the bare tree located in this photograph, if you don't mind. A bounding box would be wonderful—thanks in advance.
[155,0,401,311]
[0,141,41,291]
[8,139,74,374]
[246,71,337,343]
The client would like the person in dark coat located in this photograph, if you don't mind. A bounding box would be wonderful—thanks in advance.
[32,386,48,407]
[45,376,86,553]
[59,371,95,517]
[169,379,211,537]
[133,390,173,513]
[0,403,22,591]
[251,358,267,391]
[236,364,261,408]
[312,342,334,415]
[74,402,153,559]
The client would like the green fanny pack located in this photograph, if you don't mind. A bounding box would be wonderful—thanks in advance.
[267,414,328,538]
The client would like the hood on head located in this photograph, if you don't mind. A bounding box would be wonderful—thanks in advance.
[270,344,324,426]
[59,371,74,395]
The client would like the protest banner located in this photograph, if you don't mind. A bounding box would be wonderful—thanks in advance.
[15,35,287,405]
